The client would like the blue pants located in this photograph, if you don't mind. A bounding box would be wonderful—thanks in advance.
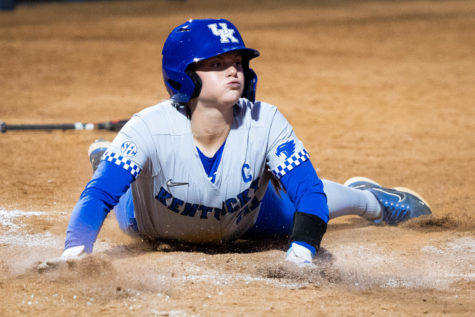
[114,182,295,240]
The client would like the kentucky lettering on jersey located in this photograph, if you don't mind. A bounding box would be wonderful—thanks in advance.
[156,177,261,223]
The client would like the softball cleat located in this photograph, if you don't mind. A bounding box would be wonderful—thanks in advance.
[344,176,432,225]
[87,138,111,172]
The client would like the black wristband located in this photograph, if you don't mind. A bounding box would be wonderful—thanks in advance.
[290,212,327,250]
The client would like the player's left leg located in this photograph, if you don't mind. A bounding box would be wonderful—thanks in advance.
[245,179,382,239]
[243,181,294,239]
[245,177,432,238]
[323,179,382,220]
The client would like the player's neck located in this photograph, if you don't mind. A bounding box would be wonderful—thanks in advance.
[189,102,233,157]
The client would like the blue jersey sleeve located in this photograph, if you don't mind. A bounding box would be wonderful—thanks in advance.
[280,160,329,255]
[64,160,135,253]
[279,159,329,224]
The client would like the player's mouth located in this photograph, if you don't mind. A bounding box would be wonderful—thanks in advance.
[227,81,241,89]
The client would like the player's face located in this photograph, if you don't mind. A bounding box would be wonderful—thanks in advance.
[194,52,245,108]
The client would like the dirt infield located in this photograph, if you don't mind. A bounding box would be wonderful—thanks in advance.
[1,0,474,316]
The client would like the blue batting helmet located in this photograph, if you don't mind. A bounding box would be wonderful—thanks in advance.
[162,19,260,104]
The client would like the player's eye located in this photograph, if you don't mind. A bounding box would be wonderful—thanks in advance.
[210,61,223,68]
[201,59,223,69]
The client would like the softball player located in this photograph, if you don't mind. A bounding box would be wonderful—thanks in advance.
[40,19,431,269]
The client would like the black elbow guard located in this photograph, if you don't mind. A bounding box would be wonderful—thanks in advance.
[290,211,327,250]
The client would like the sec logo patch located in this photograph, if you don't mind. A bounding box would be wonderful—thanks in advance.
[121,141,137,156]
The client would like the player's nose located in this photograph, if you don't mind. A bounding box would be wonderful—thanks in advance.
[225,63,239,77]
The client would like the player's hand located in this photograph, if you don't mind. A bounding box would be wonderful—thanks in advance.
[285,242,314,267]
[37,245,86,272]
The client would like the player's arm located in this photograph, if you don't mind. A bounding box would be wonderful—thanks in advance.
[279,159,328,265]
[64,160,137,253]
[264,104,328,265]
[65,115,150,253]
[41,117,150,269]
[38,161,137,271]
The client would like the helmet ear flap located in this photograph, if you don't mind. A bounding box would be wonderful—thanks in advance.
[163,67,197,104]
[185,68,202,100]
[243,68,258,102]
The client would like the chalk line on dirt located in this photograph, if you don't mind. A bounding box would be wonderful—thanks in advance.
[0,208,110,250]
[0,209,63,248]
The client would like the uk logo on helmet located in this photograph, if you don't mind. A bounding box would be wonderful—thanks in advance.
[208,23,239,44]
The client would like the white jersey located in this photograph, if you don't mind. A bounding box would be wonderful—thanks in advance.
[106,98,309,243]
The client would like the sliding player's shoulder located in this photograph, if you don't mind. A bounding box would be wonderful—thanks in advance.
[131,100,189,135]
[235,98,279,126]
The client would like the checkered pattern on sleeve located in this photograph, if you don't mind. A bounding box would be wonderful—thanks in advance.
[101,150,142,179]
[271,149,310,179]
